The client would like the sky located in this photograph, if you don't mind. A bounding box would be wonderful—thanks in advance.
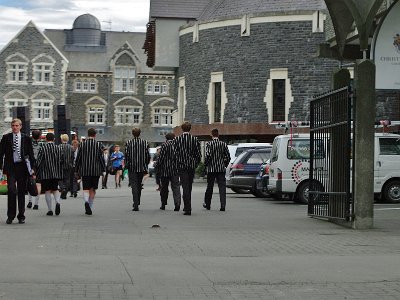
[0,0,150,50]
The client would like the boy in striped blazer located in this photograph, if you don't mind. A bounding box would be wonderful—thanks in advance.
[36,133,64,216]
[75,128,105,215]
[174,121,201,215]
[203,129,231,211]
[124,128,150,211]
[157,132,181,211]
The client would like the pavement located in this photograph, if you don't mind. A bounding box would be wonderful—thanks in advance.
[1,177,400,300]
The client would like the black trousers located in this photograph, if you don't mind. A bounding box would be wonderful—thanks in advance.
[160,175,181,207]
[204,172,226,208]
[179,169,195,212]
[129,171,144,209]
[7,162,28,221]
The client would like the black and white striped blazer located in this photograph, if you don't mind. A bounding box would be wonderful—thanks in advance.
[36,142,64,180]
[59,143,74,170]
[174,132,201,170]
[75,138,105,176]
[204,138,231,173]
[157,140,179,177]
[124,137,150,173]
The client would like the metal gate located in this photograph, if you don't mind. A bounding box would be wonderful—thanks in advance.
[308,86,353,221]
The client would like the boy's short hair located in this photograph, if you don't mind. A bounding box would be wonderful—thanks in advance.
[46,132,55,141]
[31,129,42,140]
[87,128,96,137]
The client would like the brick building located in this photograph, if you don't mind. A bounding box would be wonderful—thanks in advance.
[0,14,176,145]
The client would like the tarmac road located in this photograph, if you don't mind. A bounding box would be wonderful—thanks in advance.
[1,178,400,299]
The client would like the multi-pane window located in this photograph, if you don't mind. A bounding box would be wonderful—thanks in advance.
[5,99,28,121]
[115,106,141,125]
[146,80,169,95]
[153,108,173,126]
[32,100,53,121]
[33,64,52,84]
[114,66,135,93]
[87,106,105,124]
[75,80,97,93]
[7,63,27,83]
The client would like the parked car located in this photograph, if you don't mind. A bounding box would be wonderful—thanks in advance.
[227,147,271,197]
[226,143,272,194]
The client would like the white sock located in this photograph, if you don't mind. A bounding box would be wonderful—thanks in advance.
[83,191,89,203]
[34,195,40,206]
[88,198,94,208]
[28,193,33,203]
[53,190,61,204]
[45,192,52,211]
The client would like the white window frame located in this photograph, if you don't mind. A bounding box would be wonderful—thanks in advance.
[6,63,28,84]
[32,99,53,122]
[153,107,174,127]
[4,99,28,122]
[87,106,105,125]
[114,106,142,125]
[114,66,135,93]
[32,63,53,85]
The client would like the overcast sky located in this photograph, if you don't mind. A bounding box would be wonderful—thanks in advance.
[0,0,150,50]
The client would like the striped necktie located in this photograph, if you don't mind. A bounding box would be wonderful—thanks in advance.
[13,134,21,159]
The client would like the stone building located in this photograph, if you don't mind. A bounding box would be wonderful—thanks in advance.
[0,14,176,145]
[144,0,339,142]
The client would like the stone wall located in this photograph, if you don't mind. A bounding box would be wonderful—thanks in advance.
[179,20,338,125]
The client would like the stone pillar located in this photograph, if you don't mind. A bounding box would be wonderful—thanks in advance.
[353,59,375,229]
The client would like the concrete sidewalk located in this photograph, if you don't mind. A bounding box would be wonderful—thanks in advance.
[1,178,400,299]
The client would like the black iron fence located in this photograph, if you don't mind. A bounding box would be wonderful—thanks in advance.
[308,86,353,221]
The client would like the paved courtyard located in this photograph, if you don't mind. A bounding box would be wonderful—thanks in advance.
[1,178,400,299]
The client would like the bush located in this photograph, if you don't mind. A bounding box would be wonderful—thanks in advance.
[196,162,206,178]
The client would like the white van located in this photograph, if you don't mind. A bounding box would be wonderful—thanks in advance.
[267,133,400,203]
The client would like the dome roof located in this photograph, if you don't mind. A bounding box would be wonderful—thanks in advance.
[73,14,101,30]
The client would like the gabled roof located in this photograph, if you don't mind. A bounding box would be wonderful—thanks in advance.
[0,21,68,63]
[198,0,327,20]
[150,0,211,19]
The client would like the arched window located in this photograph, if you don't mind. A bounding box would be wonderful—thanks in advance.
[32,54,55,85]
[85,97,107,125]
[3,90,28,122]
[6,53,29,84]
[114,97,143,125]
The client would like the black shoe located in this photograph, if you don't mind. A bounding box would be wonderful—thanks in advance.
[18,219,25,224]
[132,207,139,211]
[47,211,53,216]
[6,219,12,224]
[27,202,32,209]
[220,207,225,211]
[73,193,77,198]
[160,204,165,210]
[70,193,73,197]
[174,206,180,212]
[60,191,67,200]
[183,211,191,215]
[85,202,92,215]
[33,205,39,210]
[203,203,210,210]
[102,186,105,189]
[55,203,61,216]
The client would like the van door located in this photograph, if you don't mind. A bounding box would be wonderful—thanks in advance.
[376,136,400,193]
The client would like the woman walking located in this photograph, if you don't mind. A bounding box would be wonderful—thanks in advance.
[110,145,124,188]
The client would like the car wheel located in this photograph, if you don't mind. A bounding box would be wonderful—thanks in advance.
[251,183,269,198]
[296,181,311,204]
[230,187,249,194]
[383,180,400,203]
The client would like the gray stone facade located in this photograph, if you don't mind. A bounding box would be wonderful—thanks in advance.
[0,16,177,145]
[0,22,66,134]
[179,20,338,125]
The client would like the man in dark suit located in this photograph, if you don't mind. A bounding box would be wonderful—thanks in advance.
[124,128,150,211]
[174,121,201,215]
[75,128,105,215]
[203,128,231,211]
[0,118,35,224]
[157,132,181,211]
